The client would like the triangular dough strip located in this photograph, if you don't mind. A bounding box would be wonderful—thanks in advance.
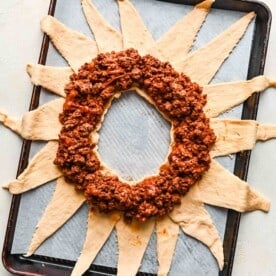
[116,218,155,276]
[25,177,86,256]
[27,64,72,97]
[211,119,257,157]
[257,124,276,141]
[169,188,224,270]
[156,216,179,276]
[204,76,276,117]
[174,12,255,84]
[1,99,63,140]
[81,0,123,52]
[0,111,21,135]
[2,141,62,194]
[155,0,214,63]
[196,160,270,212]
[71,211,120,276]
[41,15,98,72]
[117,0,155,55]
[210,119,276,157]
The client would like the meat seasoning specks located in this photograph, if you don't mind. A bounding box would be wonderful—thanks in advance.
[55,49,216,222]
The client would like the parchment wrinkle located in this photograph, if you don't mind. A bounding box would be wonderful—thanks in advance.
[175,12,255,85]
[25,177,86,256]
[3,141,61,194]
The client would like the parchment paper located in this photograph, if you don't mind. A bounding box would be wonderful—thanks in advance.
[11,0,254,274]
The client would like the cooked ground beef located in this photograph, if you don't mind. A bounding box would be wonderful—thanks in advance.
[55,48,216,222]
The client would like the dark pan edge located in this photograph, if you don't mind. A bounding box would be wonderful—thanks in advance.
[1,0,57,275]
[220,1,272,276]
[2,0,272,275]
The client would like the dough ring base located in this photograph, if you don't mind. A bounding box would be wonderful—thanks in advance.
[55,49,216,222]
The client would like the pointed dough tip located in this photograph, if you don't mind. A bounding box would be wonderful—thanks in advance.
[258,198,270,212]
[247,11,256,20]
[210,240,224,270]
[247,188,270,212]
[81,0,90,6]
[219,259,224,271]
[81,0,89,8]
[2,182,9,189]
[40,15,50,28]
[197,0,215,9]
[41,14,52,22]
[25,242,38,257]
[5,180,21,194]
[40,15,58,33]
[26,63,35,72]
[0,111,6,123]
[26,64,33,78]
[24,248,34,257]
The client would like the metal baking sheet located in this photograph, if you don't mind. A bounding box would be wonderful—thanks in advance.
[2,0,271,275]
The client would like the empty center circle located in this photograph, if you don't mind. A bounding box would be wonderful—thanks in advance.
[98,91,171,181]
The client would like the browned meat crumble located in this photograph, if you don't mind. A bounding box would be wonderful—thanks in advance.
[55,48,216,222]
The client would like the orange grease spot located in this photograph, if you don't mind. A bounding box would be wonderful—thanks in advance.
[130,235,142,247]
[130,221,141,232]
[111,213,120,222]
[158,228,169,237]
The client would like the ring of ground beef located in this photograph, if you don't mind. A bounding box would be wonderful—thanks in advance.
[55,48,216,222]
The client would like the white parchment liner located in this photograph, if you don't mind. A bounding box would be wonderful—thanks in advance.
[11,0,254,274]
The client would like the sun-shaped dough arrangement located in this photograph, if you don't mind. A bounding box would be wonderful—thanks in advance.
[1,0,276,275]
